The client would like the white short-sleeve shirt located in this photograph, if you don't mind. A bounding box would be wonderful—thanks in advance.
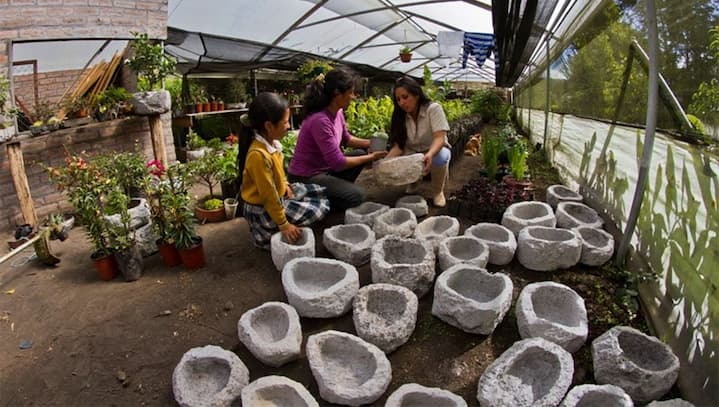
[404,102,451,153]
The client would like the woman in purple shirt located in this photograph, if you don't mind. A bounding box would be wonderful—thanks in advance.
[288,68,387,209]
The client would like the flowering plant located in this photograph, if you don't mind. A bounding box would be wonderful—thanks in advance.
[144,160,196,247]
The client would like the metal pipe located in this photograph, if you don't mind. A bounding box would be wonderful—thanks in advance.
[543,37,550,154]
[616,0,659,265]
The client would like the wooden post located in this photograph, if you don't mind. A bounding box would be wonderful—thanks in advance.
[148,114,167,165]
[6,141,38,227]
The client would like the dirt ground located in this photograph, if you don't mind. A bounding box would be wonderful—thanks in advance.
[0,154,652,406]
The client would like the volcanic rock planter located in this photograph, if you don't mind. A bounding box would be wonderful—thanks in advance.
[546,184,583,209]
[502,201,557,235]
[323,223,376,266]
[414,215,460,251]
[516,226,582,271]
[515,282,588,352]
[464,223,517,266]
[395,195,428,217]
[477,338,574,407]
[386,383,467,407]
[437,235,490,271]
[271,227,315,272]
[575,226,614,266]
[172,345,249,407]
[241,375,319,407]
[432,264,513,335]
[559,384,633,407]
[592,326,680,404]
[374,153,424,186]
[373,207,418,238]
[352,283,418,353]
[556,201,604,229]
[281,257,359,318]
[237,302,302,367]
[647,399,696,407]
[306,330,392,406]
[344,201,390,228]
[371,236,435,297]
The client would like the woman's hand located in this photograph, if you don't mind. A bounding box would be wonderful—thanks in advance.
[282,224,302,243]
[370,150,388,161]
[422,153,433,175]
[285,183,295,199]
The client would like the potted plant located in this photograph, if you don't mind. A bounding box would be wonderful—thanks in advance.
[164,179,205,269]
[218,137,239,200]
[103,185,143,282]
[399,46,413,63]
[189,145,228,222]
[126,32,176,92]
[185,129,207,161]
[95,86,133,121]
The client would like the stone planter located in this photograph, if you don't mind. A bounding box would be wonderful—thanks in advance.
[270,227,315,272]
[395,195,428,217]
[323,223,375,266]
[575,226,614,266]
[464,223,517,265]
[371,236,435,297]
[281,257,359,318]
[344,201,390,228]
[432,264,513,335]
[546,184,583,209]
[559,384,633,407]
[237,302,302,367]
[386,383,467,407]
[647,399,696,407]
[437,235,490,271]
[352,283,418,353]
[477,338,574,407]
[515,282,588,352]
[414,215,460,251]
[516,226,581,271]
[241,375,318,407]
[556,201,604,229]
[172,345,249,407]
[373,207,417,238]
[501,201,556,235]
[374,153,424,186]
[306,330,391,406]
[592,326,680,404]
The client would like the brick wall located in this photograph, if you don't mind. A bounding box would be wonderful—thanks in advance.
[0,112,174,233]
[13,68,86,111]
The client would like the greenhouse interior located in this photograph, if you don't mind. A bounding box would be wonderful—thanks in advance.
[0,0,716,405]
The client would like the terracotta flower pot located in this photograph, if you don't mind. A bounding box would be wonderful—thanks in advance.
[399,52,412,63]
[195,203,226,223]
[91,251,118,281]
[157,240,182,267]
[178,237,205,270]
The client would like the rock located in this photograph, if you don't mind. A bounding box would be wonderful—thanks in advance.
[386,383,467,407]
[516,226,582,271]
[374,153,424,186]
[353,284,418,353]
[592,326,680,404]
[131,90,171,115]
[575,226,614,266]
[323,223,375,266]
[373,208,417,239]
[395,195,429,217]
[237,302,302,367]
[556,201,603,229]
[437,235,489,272]
[270,227,315,272]
[502,201,556,235]
[241,375,319,407]
[477,338,574,407]
[647,399,696,407]
[306,330,391,406]
[546,184,583,209]
[281,257,359,318]
[432,264,513,335]
[464,223,517,266]
[414,215,460,252]
[515,281,588,353]
[344,201,390,228]
[172,345,249,407]
[371,236,435,298]
[560,384,633,407]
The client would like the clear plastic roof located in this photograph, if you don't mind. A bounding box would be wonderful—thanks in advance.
[166,0,594,86]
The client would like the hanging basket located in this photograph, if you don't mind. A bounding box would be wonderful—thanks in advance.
[399,52,413,63]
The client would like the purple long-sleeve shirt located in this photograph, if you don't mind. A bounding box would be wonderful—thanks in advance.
[288,109,352,177]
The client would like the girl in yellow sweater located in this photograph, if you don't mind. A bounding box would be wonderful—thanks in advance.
[238,92,330,249]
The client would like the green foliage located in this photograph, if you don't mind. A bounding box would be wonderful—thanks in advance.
[297,59,334,83]
[470,89,504,122]
[345,96,394,138]
[497,103,513,123]
[96,86,132,113]
[439,99,471,122]
[481,136,502,179]
[186,129,206,150]
[686,114,707,136]
[399,46,412,54]
[188,81,208,104]
[202,198,223,210]
[145,161,194,245]
[188,145,232,197]
[94,149,147,197]
[126,32,177,91]
[422,66,440,101]
[216,144,238,184]
[281,130,298,171]
[507,139,528,180]
[0,73,9,120]
[165,76,183,105]
[226,78,248,103]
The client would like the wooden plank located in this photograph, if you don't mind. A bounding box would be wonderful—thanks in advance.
[148,115,167,165]
[6,142,37,227]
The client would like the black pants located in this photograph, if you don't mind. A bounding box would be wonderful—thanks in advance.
[288,150,367,210]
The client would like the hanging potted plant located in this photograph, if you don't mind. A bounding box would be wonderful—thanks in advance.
[399,46,413,63]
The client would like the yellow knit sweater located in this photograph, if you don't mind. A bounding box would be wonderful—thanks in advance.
[240,139,290,230]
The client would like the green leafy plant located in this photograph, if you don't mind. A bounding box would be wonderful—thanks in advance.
[507,139,528,180]
[126,32,177,91]
[345,96,393,138]
[202,198,223,210]
[216,144,238,185]
[481,136,502,180]
[95,149,148,197]
[145,160,193,245]
[440,99,471,122]
[226,78,248,104]
[399,46,412,54]
[297,59,334,83]
[281,130,298,170]
[189,145,229,198]
[96,86,133,118]
[186,129,206,150]
[470,89,504,122]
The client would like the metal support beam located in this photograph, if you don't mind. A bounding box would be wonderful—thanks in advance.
[339,17,410,60]
[543,37,550,154]
[253,0,328,63]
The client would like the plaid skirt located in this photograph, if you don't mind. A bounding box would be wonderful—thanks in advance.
[243,183,330,249]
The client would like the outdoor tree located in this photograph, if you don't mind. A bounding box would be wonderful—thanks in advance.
[126,32,177,91]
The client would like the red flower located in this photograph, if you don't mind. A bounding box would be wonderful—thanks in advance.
[146,159,166,177]
[226,133,238,145]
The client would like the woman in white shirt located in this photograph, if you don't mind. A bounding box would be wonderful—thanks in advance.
[386,76,451,207]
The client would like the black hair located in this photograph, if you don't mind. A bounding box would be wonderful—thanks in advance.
[303,67,358,116]
[389,76,431,150]
[236,92,289,188]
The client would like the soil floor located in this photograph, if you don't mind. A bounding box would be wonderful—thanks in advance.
[0,154,653,406]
